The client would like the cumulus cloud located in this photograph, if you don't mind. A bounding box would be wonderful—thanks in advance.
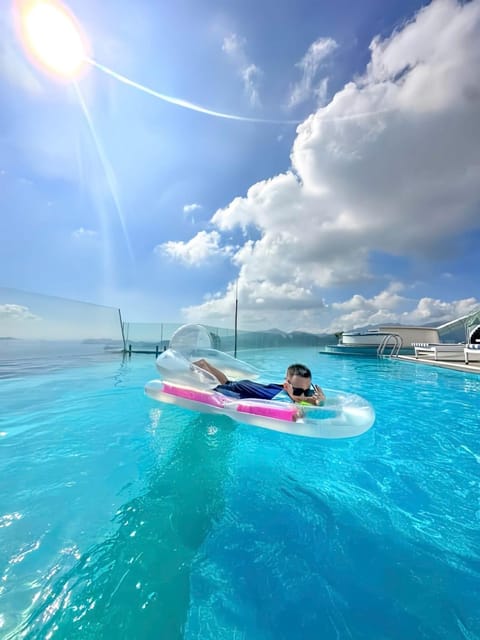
[183,0,480,330]
[289,0,480,260]
[183,276,327,330]
[400,297,479,327]
[327,289,479,333]
[222,33,262,106]
[157,230,233,266]
[184,281,479,334]
[0,304,39,321]
[288,37,337,108]
[183,203,202,213]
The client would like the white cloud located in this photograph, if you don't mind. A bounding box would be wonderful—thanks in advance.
[241,63,262,107]
[212,171,371,288]
[183,276,327,330]
[157,230,233,266]
[290,0,480,260]
[288,37,337,108]
[184,280,479,334]
[326,292,479,334]
[0,304,39,321]
[400,297,479,326]
[72,227,98,239]
[222,33,262,106]
[184,0,480,330]
[183,203,202,213]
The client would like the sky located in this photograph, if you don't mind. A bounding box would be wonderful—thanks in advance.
[1,0,479,336]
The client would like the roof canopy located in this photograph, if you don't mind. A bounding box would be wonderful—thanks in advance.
[436,308,480,340]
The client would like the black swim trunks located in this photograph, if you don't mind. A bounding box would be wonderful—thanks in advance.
[214,380,283,400]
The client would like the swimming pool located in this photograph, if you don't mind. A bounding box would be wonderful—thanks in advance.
[1,345,479,639]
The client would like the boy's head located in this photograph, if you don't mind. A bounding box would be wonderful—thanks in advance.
[286,363,313,396]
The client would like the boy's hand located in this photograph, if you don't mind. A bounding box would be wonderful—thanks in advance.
[283,381,325,405]
[283,380,295,400]
[312,384,325,405]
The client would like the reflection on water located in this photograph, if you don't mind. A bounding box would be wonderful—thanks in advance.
[0,341,125,380]
[11,415,235,640]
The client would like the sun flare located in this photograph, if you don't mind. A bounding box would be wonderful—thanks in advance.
[16,0,89,78]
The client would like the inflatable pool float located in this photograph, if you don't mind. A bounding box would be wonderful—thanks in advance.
[144,324,375,439]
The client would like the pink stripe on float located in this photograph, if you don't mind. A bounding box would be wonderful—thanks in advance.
[162,383,225,407]
[235,403,298,421]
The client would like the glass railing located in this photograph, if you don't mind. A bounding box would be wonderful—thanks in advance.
[122,322,326,353]
[0,287,124,354]
[0,288,327,358]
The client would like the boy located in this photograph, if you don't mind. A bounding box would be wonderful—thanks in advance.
[193,360,325,405]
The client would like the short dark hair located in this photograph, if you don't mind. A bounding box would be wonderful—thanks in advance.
[287,363,312,379]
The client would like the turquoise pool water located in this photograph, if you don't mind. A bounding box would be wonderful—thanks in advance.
[1,344,479,639]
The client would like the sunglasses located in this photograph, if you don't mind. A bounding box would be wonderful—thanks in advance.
[290,384,315,397]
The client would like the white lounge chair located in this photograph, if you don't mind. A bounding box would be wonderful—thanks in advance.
[413,342,465,361]
[464,344,480,364]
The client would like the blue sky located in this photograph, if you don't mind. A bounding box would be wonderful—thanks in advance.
[1,0,479,335]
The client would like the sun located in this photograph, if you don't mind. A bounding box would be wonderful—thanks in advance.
[15,0,90,79]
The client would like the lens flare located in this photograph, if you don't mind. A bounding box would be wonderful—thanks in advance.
[15,0,89,79]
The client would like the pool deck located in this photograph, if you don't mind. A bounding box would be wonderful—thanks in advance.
[398,355,480,374]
